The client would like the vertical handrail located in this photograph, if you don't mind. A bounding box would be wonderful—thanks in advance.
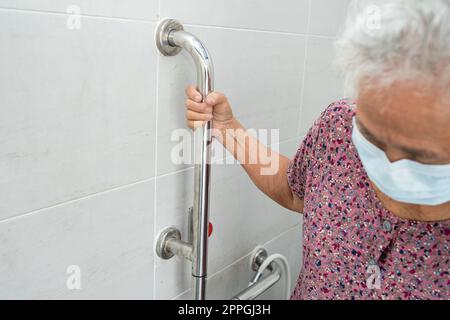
[155,19,213,300]
[155,21,289,301]
[169,30,214,301]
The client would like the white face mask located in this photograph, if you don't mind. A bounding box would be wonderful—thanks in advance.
[351,116,450,206]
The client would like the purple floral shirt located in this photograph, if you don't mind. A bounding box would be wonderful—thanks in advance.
[287,100,450,300]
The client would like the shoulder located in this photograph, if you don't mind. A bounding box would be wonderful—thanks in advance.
[287,99,357,197]
[306,99,356,151]
[315,99,356,135]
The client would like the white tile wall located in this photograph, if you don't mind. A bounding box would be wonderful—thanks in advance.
[0,180,155,299]
[161,0,310,34]
[299,36,345,135]
[0,0,348,299]
[309,0,351,37]
[0,11,158,220]
[0,0,158,20]
[154,168,194,299]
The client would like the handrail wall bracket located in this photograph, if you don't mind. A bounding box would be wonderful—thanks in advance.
[155,18,184,56]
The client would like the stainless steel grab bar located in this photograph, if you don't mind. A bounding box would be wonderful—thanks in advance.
[154,20,286,301]
[232,264,281,300]
[155,19,213,300]
[232,248,282,300]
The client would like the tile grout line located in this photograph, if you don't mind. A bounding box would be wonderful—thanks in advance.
[0,6,157,24]
[183,22,335,39]
[152,9,161,298]
[0,176,158,225]
[171,288,191,300]
[0,132,305,227]
[0,167,192,226]
[297,0,312,136]
[0,6,335,40]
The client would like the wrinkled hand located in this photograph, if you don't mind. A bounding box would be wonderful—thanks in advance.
[185,85,234,131]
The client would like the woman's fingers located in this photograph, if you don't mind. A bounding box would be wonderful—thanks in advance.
[186,109,213,122]
[185,99,212,114]
[185,108,212,129]
[185,86,228,130]
[185,87,212,116]
[205,91,227,106]
[186,120,207,129]
[185,85,203,102]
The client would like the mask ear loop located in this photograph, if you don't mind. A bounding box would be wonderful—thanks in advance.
[352,117,385,157]
[352,116,393,165]
[351,116,395,194]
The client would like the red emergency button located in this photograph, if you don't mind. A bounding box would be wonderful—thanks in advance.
[208,222,213,237]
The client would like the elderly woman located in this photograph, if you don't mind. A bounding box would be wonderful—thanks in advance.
[184,0,450,300]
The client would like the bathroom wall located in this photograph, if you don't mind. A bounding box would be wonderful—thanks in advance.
[0,0,348,299]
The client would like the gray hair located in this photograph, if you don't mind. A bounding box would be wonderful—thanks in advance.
[335,0,450,98]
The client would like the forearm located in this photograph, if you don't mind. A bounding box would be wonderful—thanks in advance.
[215,118,304,212]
